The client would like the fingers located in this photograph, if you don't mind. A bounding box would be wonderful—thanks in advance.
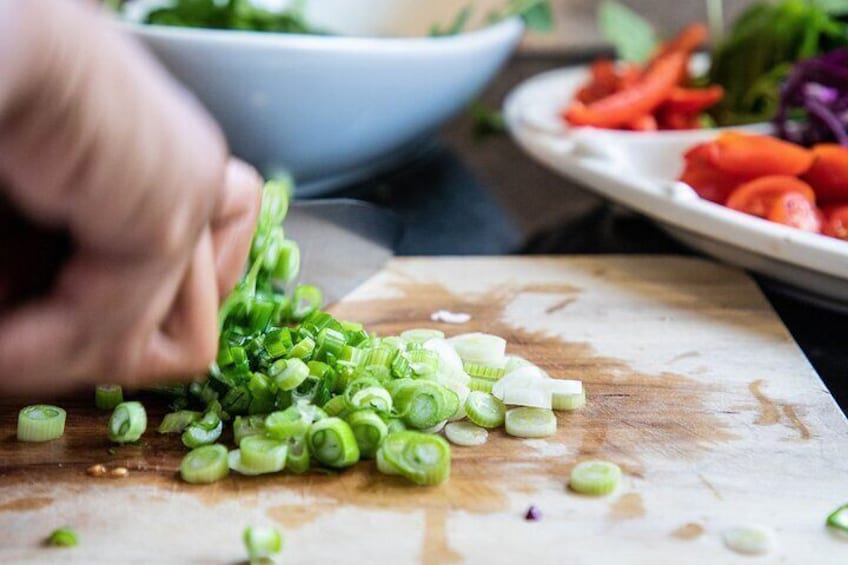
[0,297,87,394]
[211,158,263,299]
[141,228,219,382]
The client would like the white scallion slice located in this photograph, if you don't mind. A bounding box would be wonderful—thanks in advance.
[444,422,488,446]
[504,407,556,438]
[492,365,548,400]
[400,328,445,344]
[569,460,621,495]
[465,391,506,428]
[447,333,506,365]
[420,420,447,434]
[503,355,538,374]
[423,338,465,375]
[722,525,776,556]
[501,387,552,409]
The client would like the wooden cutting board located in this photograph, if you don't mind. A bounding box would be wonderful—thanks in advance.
[1,256,846,564]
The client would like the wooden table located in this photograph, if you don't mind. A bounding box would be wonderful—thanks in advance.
[1,257,846,563]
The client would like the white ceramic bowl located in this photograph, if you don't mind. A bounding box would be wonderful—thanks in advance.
[126,1,524,195]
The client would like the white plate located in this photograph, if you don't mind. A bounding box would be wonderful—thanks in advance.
[127,0,523,195]
[505,66,848,307]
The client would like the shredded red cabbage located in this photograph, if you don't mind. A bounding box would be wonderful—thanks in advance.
[776,48,848,147]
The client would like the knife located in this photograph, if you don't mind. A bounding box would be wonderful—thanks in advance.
[285,199,402,305]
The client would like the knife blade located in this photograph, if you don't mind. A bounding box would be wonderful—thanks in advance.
[285,199,401,306]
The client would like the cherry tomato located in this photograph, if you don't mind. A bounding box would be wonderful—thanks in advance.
[822,205,848,240]
[767,191,822,232]
[725,176,816,218]
[802,144,848,203]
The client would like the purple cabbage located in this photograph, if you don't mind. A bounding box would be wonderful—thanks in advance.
[776,48,848,147]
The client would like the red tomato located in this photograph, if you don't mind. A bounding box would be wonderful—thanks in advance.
[822,205,848,239]
[725,176,816,218]
[767,191,822,233]
[802,144,848,203]
[711,133,815,179]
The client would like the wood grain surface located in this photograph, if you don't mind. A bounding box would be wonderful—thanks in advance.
[1,256,846,564]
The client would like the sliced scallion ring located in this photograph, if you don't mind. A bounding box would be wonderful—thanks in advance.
[462,362,505,380]
[243,526,283,564]
[568,460,621,496]
[239,435,288,473]
[377,431,450,485]
[307,417,360,468]
[108,401,147,444]
[180,444,230,484]
[270,358,310,391]
[158,410,202,434]
[347,409,388,459]
[465,391,506,429]
[233,415,266,445]
[445,421,488,447]
[17,405,66,442]
[400,328,445,344]
[285,435,310,474]
[448,333,506,365]
[504,407,556,438]
[94,384,123,411]
[46,527,78,547]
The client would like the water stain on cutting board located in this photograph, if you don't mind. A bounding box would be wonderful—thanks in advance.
[671,522,705,540]
[609,492,645,519]
[0,496,52,513]
[748,380,812,440]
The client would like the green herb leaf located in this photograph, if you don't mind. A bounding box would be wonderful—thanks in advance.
[470,101,506,141]
[597,0,658,63]
[811,0,848,16]
[430,5,473,37]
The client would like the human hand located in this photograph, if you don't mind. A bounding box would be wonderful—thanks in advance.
[0,0,262,393]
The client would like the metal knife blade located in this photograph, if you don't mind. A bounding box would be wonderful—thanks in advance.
[285,199,401,306]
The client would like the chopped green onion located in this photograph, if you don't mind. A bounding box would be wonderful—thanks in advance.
[463,362,505,380]
[504,407,556,438]
[94,384,123,410]
[493,366,552,409]
[244,526,283,565]
[448,332,506,365]
[394,380,457,430]
[350,386,393,412]
[239,435,288,473]
[108,401,147,444]
[444,422,488,447]
[551,384,585,411]
[322,395,348,417]
[285,435,310,474]
[17,405,66,442]
[180,444,230,484]
[265,405,318,439]
[827,504,848,534]
[290,285,323,321]
[406,349,439,378]
[288,336,315,360]
[722,525,776,556]
[347,409,388,459]
[376,431,451,486]
[46,527,78,547]
[158,410,202,434]
[465,391,506,429]
[270,358,310,391]
[503,355,533,373]
[228,449,264,476]
[181,411,223,448]
[316,327,346,359]
[568,460,621,496]
[468,377,495,393]
[400,328,445,344]
[233,415,266,445]
[386,418,407,434]
[307,417,360,468]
